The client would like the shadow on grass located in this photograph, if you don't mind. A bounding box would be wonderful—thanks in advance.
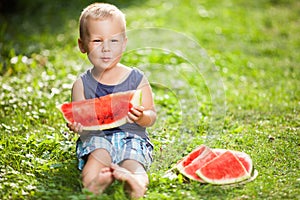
[34,159,83,199]
[34,159,128,199]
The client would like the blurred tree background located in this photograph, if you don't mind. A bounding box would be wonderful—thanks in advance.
[0,0,146,75]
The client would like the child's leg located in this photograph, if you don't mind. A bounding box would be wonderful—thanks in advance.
[112,160,148,199]
[82,148,114,194]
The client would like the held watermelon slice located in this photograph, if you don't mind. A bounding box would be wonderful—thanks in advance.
[196,151,251,185]
[57,90,141,130]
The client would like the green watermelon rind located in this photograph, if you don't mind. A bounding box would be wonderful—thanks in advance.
[83,117,128,131]
[195,150,251,185]
[57,89,142,130]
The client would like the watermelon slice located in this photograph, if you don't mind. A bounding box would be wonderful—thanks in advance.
[179,147,218,182]
[57,90,141,130]
[175,145,209,171]
[168,145,256,185]
[196,151,251,185]
[213,149,253,175]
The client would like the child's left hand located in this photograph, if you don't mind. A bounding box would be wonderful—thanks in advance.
[127,106,145,123]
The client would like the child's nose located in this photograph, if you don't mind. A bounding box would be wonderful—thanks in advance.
[102,40,111,52]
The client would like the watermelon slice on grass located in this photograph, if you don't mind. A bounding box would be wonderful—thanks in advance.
[196,150,251,185]
[57,90,141,130]
[179,147,218,182]
[175,144,209,171]
[213,149,253,175]
[169,145,257,185]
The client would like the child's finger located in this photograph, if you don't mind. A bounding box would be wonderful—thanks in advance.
[133,105,145,112]
[126,115,134,123]
[78,124,83,132]
[130,108,142,117]
[67,122,83,133]
[75,122,83,132]
[128,112,138,121]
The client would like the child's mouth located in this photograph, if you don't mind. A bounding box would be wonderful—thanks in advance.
[101,57,111,62]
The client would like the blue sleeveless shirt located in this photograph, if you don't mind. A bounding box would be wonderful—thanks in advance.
[80,67,148,139]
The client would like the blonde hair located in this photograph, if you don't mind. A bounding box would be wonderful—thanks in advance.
[79,3,126,40]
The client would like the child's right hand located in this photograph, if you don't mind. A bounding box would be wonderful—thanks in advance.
[67,122,83,133]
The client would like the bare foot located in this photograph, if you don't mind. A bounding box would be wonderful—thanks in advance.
[97,167,114,193]
[85,167,114,194]
[95,167,114,194]
[111,164,146,199]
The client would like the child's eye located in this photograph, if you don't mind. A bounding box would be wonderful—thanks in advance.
[93,39,103,43]
[111,39,119,43]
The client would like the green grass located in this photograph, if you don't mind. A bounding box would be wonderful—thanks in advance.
[0,0,299,199]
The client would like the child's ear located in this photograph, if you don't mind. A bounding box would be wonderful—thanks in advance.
[78,38,87,53]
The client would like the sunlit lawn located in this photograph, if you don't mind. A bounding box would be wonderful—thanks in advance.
[0,0,299,199]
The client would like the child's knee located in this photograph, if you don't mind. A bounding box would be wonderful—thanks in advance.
[120,159,146,172]
[89,148,112,167]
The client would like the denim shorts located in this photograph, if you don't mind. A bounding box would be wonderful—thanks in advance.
[76,132,153,171]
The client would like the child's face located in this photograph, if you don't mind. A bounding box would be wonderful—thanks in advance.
[79,17,127,70]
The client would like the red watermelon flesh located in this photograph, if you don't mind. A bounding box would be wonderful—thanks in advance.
[180,148,218,182]
[175,145,209,171]
[213,149,253,174]
[196,151,251,185]
[235,153,252,174]
[57,90,141,130]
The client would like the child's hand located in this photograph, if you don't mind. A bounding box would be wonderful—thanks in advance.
[127,106,145,123]
[67,122,83,133]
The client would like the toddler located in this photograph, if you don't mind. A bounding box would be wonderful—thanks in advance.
[67,2,156,199]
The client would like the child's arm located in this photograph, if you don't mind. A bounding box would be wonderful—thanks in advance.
[67,78,85,133]
[127,76,157,127]
[71,78,85,102]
